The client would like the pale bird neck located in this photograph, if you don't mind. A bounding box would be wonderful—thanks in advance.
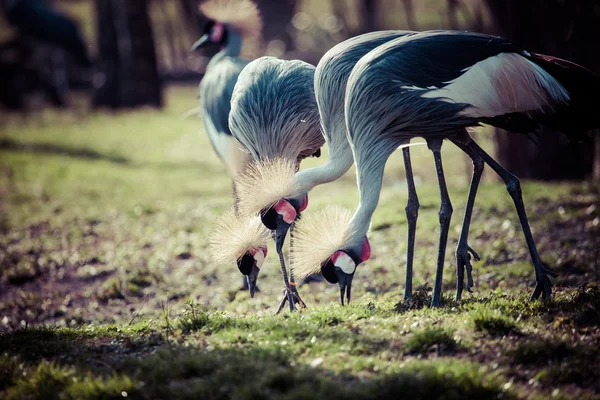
[294,140,354,193]
[222,29,243,57]
[347,139,397,245]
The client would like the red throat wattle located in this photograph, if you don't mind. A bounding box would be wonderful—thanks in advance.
[298,194,308,212]
[274,200,296,224]
[360,238,371,261]
[211,22,224,42]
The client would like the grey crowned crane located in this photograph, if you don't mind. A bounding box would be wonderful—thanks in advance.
[191,0,269,291]
[210,56,324,312]
[292,30,600,307]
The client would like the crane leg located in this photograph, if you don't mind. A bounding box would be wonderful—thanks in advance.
[402,147,419,301]
[274,224,307,314]
[464,140,557,301]
[276,248,296,313]
[450,139,484,301]
[427,139,453,307]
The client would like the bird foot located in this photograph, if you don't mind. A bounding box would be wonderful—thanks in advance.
[455,243,480,301]
[274,283,307,314]
[529,265,557,302]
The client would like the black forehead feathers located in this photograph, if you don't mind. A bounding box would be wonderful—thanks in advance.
[320,259,338,284]
[237,253,255,275]
[260,206,278,230]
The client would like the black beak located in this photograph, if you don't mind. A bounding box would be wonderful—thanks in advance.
[191,34,210,51]
[274,219,291,253]
[247,265,260,298]
[336,268,353,306]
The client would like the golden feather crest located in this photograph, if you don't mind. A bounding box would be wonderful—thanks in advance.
[208,206,270,266]
[234,157,300,217]
[291,205,354,279]
[199,0,262,39]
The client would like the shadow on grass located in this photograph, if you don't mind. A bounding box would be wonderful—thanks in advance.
[117,346,510,400]
[0,138,128,164]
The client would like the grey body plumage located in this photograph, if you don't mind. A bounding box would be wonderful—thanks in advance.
[229,56,325,312]
[230,56,324,165]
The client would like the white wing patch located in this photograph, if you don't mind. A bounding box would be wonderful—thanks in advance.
[420,52,570,118]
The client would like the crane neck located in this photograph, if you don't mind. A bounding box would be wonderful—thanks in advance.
[221,28,243,58]
[347,140,397,245]
[294,140,354,193]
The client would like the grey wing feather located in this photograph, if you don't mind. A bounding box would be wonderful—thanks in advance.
[229,57,324,163]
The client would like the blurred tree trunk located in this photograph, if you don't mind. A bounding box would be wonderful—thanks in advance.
[484,0,598,180]
[255,0,295,54]
[360,0,378,33]
[93,0,162,109]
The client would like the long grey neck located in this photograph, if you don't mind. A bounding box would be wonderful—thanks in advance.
[222,29,243,57]
[294,139,354,193]
[347,156,386,243]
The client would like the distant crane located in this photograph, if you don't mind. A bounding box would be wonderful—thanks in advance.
[292,30,600,307]
[191,0,268,292]
[219,56,324,312]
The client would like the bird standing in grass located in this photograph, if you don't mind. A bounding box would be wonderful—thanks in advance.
[192,0,269,292]
[237,30,480,304]
[292,30,600,307]
[212,56,324,312]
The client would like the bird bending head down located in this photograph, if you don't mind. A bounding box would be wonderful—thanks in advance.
[291,206,371,305]
[234,157,308,252]
[192,0,262,51]
[208,206,270,297]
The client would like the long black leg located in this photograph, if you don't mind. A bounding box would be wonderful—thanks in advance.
[288,222,307,308]
[464,140,557,300]
[450,139,484,300]
[427,139,453,307]
[402,147,419,301]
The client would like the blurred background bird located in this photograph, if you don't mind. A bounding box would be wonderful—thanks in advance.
[1,0,91,108]
[293,29,600,307]
[191,0,268,293]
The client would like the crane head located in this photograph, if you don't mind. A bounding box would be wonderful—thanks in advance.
[237,247,267,298]
[319,238,370,305]
[208,208,270,298]
[290,205,371,305]
[260,194,308,252]
[191,20,228,51]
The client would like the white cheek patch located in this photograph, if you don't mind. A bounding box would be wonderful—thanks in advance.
[274,200,296,224]
[333,252,356,275]
[252,250,265,269]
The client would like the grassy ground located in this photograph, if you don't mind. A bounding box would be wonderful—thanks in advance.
[1,85,599,399]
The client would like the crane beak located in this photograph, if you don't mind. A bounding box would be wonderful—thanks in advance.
[247,265,260,298]
[191,34,210,51]
[274,219,291,253]
[336,268,353,306]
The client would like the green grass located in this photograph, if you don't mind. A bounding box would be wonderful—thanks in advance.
[1,85,599,399]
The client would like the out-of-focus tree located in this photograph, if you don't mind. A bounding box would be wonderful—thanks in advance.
[255,0,295,56]
[93,0,162,109]
[484,0,599,180]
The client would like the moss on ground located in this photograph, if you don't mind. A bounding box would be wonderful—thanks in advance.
[1,86,599,399]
